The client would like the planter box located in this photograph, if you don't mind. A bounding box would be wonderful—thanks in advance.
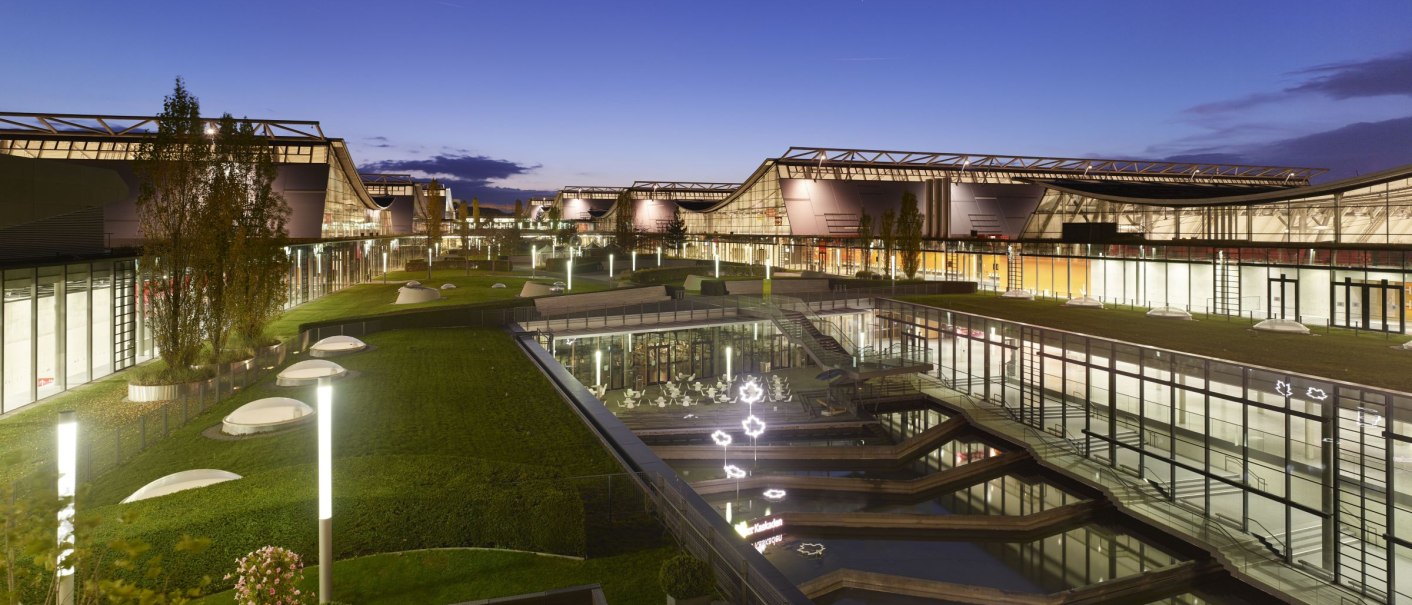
[128,381,196,403]
[666,596,711,605]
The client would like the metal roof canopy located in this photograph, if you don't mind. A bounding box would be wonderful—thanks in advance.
[779,146,1327,181]
[0,112,327,141]
[359,173,419,185]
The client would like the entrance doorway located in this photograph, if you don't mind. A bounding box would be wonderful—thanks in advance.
[1332,278,1406,333]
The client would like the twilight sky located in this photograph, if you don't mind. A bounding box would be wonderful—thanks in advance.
[5,0,1411,208]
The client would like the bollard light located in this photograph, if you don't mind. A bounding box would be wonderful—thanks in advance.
[657,246,662,266]
[609,254,614,278]
[594,350,603,386]
[567,258,574,291]
[725,345,733,380]
[631,250,637,272]
[317,378,334,603]
[714,254,720,278]
[531,245,538,277]
[57,411,77,605]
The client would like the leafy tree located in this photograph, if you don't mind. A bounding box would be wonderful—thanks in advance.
[612,190,638,252]
[455,200,471,274]
[857,209,874,275]
[898,190,923,278]
[880,208,897,277]
[215,116,289,352]
[134,77,213,374]
[422,180,446,278]
[664,207,688,250]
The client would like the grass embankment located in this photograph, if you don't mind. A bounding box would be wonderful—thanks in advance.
[84,327,671,601]
[267,269,608,341]
[902,293,1412,392]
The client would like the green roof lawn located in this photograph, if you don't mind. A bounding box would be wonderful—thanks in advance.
[900,293,1412,393]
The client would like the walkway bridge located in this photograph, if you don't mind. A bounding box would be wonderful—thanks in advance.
[737,295,932,380]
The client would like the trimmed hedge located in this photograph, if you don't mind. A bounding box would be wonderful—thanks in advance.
[86,455,585,595]
[659,553,714,599]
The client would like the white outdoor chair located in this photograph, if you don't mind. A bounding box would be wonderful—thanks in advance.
[654,396,668,408]
[704,387,717,400]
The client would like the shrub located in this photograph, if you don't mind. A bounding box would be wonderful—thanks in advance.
[658,553,713,598]
[128,362,215,386]
[226,545,308,605]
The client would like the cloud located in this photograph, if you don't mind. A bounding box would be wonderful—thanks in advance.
[1161,115,1412,182]
[358,153,555,209]
[1183,49,1412,116]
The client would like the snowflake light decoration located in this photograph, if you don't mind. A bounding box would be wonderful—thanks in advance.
[1306,387,1328,401]
[1275,381,1293,398]
[742,415,767,438]
[797,542,826,557]
[738,379,764,406]
[723,464,748,479]
[763,488,787,501]
[711,430,733,447]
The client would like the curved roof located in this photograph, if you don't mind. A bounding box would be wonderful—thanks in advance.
[1030,163,1412,208]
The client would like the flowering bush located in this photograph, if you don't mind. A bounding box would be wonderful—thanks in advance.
[224,546,308,605]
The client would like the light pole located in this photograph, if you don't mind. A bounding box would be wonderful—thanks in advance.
[657,246,662,266]
[567,258,574,291]
[594,350,603,386]
[714,253,720,278]
[609,254,615,279]
[317,378,334,604]
[631,250,637,272]
[56,411,76,605]
[531,245,537,277]
[725,345,733,381]
[381,251,388,284]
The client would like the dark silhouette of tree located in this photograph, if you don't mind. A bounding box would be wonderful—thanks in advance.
[898,190,923,278]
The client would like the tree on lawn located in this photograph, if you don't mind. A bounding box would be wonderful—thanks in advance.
[134,77,213,374]
[423,179,446,278]
[212,115,289,353]
[898,190,923,278]
[664,207,688,251]
[612,189,639,252]
[857,209,874,276]
[880,208,897,278]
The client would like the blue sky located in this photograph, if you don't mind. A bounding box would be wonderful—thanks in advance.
[6,0,1411,207]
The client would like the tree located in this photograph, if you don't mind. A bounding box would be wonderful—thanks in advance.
[214,116,289,352]
[898,190,923,278]
[664,207,688,250]
[455,200,471,274]
[857,210,874,275]
[612,190,638,252]
[134,77,213,375]
[423,180,446,278]
[880,208,897,277]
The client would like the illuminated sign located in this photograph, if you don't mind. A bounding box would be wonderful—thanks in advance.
[723,464,747,479]
[797,542,826,557]
[711,430,733,447]
[735,516,783,538]
[753,534,783,553]
[762,488,786,501]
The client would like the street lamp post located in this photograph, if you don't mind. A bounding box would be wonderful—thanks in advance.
[609,254,614,279]
[567,258,574,291]
[631,250,637,272]
[725,345,733,381]
[594,350,603,386]
[317,378,334,604]
[57,411,76,605]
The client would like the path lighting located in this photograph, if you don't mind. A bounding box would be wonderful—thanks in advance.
[381,251,387,284]
[531,245,537,277]
[714,253,720,278]
[594,350,602,386]
[657,246,662,266]
[567,258,574,291]
[725,345,733,380]
[317,377,334,603]
[57,411,76,605]
[631,250,637,272]
[609,254,614,278]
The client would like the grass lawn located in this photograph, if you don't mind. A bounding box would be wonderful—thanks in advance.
[901,293,1412,392]
[266,268,609,341]
[79,326,673,597]
[190,547,676,605]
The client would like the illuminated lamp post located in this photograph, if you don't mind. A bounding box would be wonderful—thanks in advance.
[714,252,720,278]
[594,350,603,386]
[657,246,662,267]
[317,378,335,604]
[631,250,637,272]
[724,464,747,501]
[711,430,732,468]
[381,251,387,284]
[742,415,766,463]
[56,411,77,605]
[567,258,574,291]
[531,245,537,277]
[725,345,733,381]
[609,253,615,279]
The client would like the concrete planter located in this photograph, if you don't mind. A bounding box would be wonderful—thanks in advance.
[128,381,194,403]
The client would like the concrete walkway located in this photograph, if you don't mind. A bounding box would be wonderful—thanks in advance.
[688,449,1028,497]
[651,417,968,467]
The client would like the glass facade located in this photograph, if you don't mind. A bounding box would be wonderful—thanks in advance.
[0,237,423,415]
[875,298,1412,602]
